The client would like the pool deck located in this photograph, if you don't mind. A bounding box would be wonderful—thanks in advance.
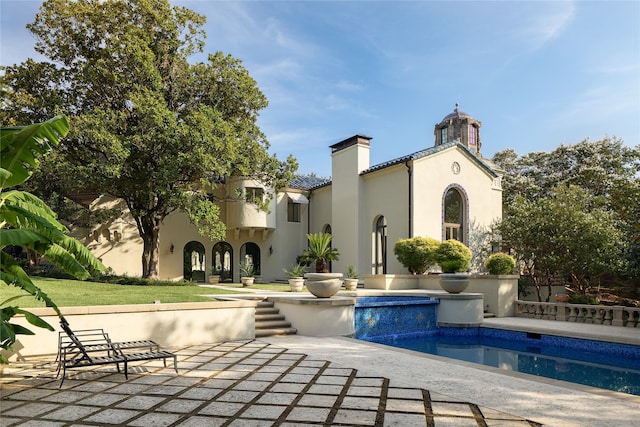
[263,318,640,427]
[2,285,639,427]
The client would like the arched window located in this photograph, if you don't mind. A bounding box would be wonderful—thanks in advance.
[469,125,477,147]
[321,224,333,272]
[240,242,261,279]
[212,242,233,282]
[443,187,467,243]
[184,241,206,282]
[374,216,387,274]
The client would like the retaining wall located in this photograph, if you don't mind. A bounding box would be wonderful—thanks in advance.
[3,300,257,361]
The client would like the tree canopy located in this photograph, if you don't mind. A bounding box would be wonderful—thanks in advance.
[1,0,297,278]
[493,138,640,300]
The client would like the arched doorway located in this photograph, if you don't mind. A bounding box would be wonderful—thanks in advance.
[183,241,205,282]
[373,216,387,274]
[443,186,467,243]
[240,242,261,279]
[212,242,233,282]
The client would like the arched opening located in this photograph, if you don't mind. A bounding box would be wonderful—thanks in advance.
[240,242,261,279]
[183,241,205,282]
[443,186,467,243]
[322,224,333,272]
[212,242,233,282]
[373,216,387,274]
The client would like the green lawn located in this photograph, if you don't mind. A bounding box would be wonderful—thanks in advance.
[0,278,245,308]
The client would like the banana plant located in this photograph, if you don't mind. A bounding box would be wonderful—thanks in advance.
[0,115,106,363]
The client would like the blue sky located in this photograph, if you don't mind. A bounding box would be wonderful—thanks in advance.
[2,1,639,177]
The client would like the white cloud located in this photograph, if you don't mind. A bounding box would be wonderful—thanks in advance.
[335,79,364,92]
[517,2,576,51]
[553,81,639,128]
[593,61,640,76]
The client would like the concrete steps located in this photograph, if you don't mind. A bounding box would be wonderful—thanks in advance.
[255,300,297,338]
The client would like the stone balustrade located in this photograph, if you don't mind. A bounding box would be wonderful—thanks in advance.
[515,300,640,328]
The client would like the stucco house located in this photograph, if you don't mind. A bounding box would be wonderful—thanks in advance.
[74,105,503,282]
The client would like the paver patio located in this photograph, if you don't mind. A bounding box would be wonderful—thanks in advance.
[1,339,539,426]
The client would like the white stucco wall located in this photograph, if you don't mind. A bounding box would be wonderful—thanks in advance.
[270,191,311,280]
[67,195,144,277]
[331,141,370,275]
[308,185,332,234]
[412,147,502,245]
[225,177,276,230]
[361,166,409,275]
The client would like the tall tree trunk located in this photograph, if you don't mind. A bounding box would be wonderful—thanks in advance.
[140,215,161,279]
[545,271,553,302]
[532,275,542,302]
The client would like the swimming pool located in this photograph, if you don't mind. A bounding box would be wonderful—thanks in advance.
[365,327,640,396]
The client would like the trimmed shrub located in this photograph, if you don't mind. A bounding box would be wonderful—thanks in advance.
[393,237,440,274]
[435,239,472,273]
[93,274,193,286]
[568,294,599,305]
[486,253,516,275]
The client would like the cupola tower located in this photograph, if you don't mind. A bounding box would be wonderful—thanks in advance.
[434,103,482,156]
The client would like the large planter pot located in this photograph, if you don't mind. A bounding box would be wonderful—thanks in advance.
[439,273,470,294]
[208,275,220,284]
[304,273,343,298]
[241,277,254,287]
[343,278,358,291]
[288,277,304,292]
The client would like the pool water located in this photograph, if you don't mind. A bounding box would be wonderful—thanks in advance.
[365,328,640,396]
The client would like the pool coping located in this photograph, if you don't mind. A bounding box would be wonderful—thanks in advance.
[482,317,640,346]
[263,334,640,427]
[354,334,640,404]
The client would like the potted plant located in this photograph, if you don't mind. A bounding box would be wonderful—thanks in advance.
[301,232,342,297]
[434,239,472,293]
[301,232,340,273]
[343,265,359,291]
[283,264,306,292]
[208,266,221,284]
[393,236,440,274]
[485,253,516,275]
[239,261,255,287]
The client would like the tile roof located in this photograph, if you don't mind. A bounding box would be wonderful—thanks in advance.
[288,175,331,190]
[361,142,498,177]
[289,142,499,191]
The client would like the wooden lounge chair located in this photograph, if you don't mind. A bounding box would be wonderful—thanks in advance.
[58,317,177,387]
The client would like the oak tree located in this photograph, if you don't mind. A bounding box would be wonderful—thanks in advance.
[1,0,297,278]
